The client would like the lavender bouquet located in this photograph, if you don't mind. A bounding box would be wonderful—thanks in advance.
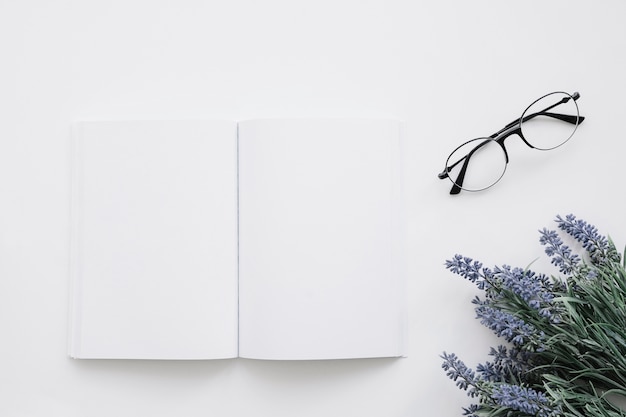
[442,214,626,417]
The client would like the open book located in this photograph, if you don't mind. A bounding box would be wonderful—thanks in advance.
[68,118,407,360]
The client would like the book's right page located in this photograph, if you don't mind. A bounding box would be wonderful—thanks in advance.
[238,119,406,360]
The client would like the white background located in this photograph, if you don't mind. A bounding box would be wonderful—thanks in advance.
[1,1,626,416]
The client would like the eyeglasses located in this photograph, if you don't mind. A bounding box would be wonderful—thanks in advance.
[438,91,584,194]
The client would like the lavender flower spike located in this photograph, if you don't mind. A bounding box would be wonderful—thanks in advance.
[539,228,580,274]
[474,303,545,349]
[445,255,493,289]
[491,384,560,417]
[494,265,560,322]
[556,214,621,264]
[441,352,479,397]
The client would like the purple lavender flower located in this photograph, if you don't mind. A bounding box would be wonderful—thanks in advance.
[445,255,494,290]
[477,345,537,382]
[473,302,545,349]
[491,384,560,417]
[539,227,580,274]
[493,265,562,323]
[441,215,624,417]
[441,352,479,396]
[556,214,620,265]
[445,255,483,283]
[461,404,480,417]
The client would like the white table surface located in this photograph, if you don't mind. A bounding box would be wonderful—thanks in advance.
[2,1,625,416]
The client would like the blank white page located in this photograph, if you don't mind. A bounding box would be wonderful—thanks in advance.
[238,119,406,360]
[69,120,238,359]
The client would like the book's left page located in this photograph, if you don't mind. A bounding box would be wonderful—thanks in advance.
[69,120,239,359]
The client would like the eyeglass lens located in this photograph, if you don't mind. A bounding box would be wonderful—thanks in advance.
[444,138,507,192]
[520,92,579,150]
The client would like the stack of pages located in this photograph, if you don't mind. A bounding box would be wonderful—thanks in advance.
[68,118,407,360]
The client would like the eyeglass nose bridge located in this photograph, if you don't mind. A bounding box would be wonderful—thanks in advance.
[492,121,532,155]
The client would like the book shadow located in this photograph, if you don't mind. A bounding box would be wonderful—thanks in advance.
[69,357,238,383]
[68,356,403,385]
[241,356,403,383]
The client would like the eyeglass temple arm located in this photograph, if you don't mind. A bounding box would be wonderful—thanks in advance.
[449,159,468,195]
[519,112,584,126]
[498,112,584,135]
[437,155,469,195]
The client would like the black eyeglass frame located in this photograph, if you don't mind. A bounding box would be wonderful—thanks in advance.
[438,91,585,195]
